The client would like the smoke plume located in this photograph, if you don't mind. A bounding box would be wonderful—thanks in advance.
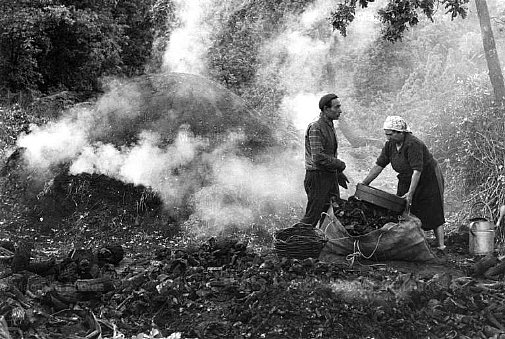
[15,0,397,238]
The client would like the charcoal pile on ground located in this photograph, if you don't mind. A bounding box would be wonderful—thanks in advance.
[1,154,180,252]
[32,171,163,226]
[1,240,125,281]
[1,151,164,228]
[333,196,401,236]
[1,234,505,339]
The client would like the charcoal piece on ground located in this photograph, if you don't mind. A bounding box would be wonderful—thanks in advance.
[11,241,33,273]
[27,258,57,276]
[56,248,99,282]
[97,244,125,266]
[0,241,15,253]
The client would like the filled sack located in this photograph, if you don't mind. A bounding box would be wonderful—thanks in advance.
[319,206,435,262]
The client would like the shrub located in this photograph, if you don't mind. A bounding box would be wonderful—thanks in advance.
[0,0,172,95]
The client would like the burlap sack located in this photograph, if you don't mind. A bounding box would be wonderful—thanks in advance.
[319,206,435,262]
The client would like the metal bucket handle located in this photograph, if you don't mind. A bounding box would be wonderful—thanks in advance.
[469,201,494,222]
[469,225,476,237]
[469,224,495,236]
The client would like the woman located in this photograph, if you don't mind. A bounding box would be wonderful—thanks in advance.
[361,116,446,251]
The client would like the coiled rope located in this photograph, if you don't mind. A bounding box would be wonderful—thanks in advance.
[345,234,384,267]
[320,211,386,267]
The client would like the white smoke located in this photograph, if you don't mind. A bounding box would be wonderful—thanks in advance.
[257,0,384,130]
[161,0,239,75]
[14,0,391,239]
[279,93,320,131]
[190,150,305,236]
[18,113,91,172]
[68,129,207,205]
[162,0,211,74]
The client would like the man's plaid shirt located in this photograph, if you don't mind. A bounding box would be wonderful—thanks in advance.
[304,114,346,173]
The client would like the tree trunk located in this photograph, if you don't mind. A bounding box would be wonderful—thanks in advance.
[475,0,505,105]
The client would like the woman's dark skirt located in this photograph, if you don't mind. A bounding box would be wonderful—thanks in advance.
[397,162,445,231]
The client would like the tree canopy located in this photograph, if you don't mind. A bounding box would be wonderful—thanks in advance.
[331,0,470,41]
[0,0,172,94]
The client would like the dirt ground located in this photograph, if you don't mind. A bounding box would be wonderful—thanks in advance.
[1,166,504,339]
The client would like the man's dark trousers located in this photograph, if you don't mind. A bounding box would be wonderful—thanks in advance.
[300,170,339,228]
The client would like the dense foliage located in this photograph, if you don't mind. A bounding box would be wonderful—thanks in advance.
[206,0,313,128]
[0,0,173,95]
[430,91,505,227]
[207,0,309,95]
[352,38,413,105]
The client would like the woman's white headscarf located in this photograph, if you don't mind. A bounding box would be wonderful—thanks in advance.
[383,116,412,133]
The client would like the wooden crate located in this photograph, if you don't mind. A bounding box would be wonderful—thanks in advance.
[354,183,406,213]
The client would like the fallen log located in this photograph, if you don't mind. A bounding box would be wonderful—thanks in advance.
[75,277,117,292]
[52,277,117,295]
[484,260,505,280]
[473,253,499,277]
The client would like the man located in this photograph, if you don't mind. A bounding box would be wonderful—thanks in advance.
[300,93,348,228]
